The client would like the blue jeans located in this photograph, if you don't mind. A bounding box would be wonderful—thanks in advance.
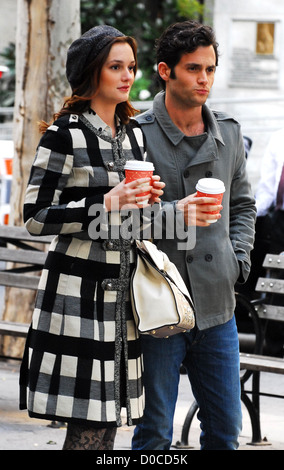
[132,317,242,450]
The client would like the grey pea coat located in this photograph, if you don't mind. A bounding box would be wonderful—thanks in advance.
[20,111,145,427]
[137,92,256,330]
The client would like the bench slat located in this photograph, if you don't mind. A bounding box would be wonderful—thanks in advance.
[0,247,47,265]
[263,254,284,270]
[0,320,29,337]
[240,353,284,374]
[0,226,49,348]
[0,225,53,244]
[0,272,39,290]
[255,304,284,322]
[255,277,284,295]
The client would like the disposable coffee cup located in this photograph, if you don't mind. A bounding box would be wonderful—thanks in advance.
[124,160,154,205]
[196,178,225,223]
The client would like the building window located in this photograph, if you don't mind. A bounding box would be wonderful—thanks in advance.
[256,23,274,55]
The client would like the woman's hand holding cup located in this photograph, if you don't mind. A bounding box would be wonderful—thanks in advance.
[124,160,154,207]
[104,177,152,211]
[148,175,165,205]
[124,160,165,207]
[104,159,165,210]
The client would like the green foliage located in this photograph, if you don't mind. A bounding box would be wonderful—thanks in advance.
[0,42,15,107]
[130,73,152,101]
[177,0,204,19]
[0,42,15,74]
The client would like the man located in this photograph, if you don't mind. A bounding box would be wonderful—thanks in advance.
[132,21,256,450]
[255,127,284,256]
[254,128,284,357]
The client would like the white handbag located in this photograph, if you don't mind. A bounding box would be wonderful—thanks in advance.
[130,240,195,338]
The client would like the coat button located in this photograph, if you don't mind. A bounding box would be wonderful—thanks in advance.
[105,282,113,290]
[145,115,152,121]
[184,169,190,178]
[205,254,213,262]
[186,255,193,263]
[205,171,212,177]
[106,241,114,250]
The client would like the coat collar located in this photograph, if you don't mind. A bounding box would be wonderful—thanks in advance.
[152,91,225,147]
[82,109,121,138]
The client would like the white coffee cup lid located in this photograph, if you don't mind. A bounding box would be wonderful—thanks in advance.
[124,160,154,171]
[196,178,225,194]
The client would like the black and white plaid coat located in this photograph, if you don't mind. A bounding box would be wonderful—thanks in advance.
[20,111,146,428]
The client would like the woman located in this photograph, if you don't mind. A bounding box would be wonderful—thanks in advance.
[19,25,164,450]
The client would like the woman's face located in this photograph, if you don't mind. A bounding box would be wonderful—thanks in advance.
[95,42,136,106]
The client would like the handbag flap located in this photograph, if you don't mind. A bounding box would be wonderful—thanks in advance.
[136,240,165,271]
[131,252,181,332]
[136,240,192,302]
[131,242,195,334]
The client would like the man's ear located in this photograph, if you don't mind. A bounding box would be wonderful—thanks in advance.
[157,62,171,82]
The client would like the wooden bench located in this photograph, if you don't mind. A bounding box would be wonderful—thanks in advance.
[0,320,29,338]
[254,253,284,322]
[175,253,284,448]
[0,225,52,344]
[238,253,284,445]
[240,352,284,375]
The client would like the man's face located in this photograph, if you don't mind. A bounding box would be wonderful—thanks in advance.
[162,45,216,108]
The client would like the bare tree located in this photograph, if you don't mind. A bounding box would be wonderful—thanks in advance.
[1,0,80,358]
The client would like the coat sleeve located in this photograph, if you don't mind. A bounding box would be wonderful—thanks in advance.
[229,127,256,283]
[24,124,103,236]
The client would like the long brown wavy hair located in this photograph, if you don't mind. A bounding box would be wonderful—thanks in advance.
[39,36,139,134]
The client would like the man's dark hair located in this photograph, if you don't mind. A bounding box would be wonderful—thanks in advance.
[156,20,219,89]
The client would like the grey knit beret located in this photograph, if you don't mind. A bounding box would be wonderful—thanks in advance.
[66,25,124,89]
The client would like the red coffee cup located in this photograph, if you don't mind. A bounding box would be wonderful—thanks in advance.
[124,160,154,205]
[195,178,225,223]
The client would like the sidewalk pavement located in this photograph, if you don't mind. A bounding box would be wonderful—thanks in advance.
[0,359,283,451]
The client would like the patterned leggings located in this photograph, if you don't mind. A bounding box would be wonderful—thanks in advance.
[62,423,117,450]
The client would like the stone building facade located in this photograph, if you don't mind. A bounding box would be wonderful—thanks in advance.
[209,0,284,189]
